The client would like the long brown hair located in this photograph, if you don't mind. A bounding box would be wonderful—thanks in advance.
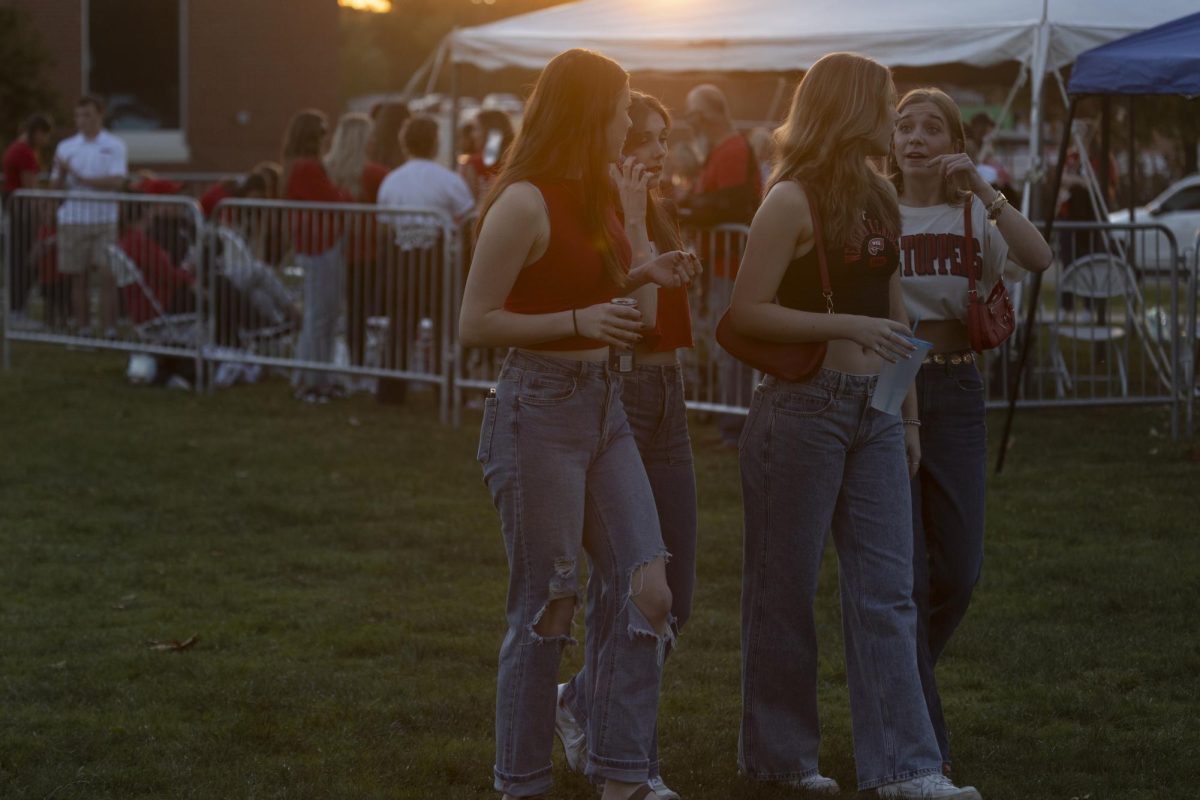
[477,49,630,287]
[625,91,682,253]
[281,109,328,188]
[769,52,900,246]
[887,87,970,206]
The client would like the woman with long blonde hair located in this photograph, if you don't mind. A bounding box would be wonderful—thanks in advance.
[729,53,981,799]
[889,87,1050,777]
[459,49,698,800]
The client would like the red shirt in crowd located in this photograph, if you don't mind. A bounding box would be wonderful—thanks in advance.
[697,133,760,279]
[118,228,195,324]
[285,158,351,255]
[644,285,694,352]
[199,181,232,219]
[3,139,40,196]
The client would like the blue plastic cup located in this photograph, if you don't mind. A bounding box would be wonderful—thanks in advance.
[870,335,933,416]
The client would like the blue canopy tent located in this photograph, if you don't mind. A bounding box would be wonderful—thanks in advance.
[998,11,1200,468]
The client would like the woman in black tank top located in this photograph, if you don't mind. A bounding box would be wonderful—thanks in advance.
[726,53,983,800]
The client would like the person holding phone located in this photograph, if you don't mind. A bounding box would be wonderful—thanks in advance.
[459,49,699,800]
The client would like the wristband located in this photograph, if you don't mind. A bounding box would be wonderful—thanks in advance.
[571,308,580,337]
[902,418,922,427]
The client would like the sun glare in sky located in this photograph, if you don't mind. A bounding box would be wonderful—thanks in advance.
[339,0,392,12]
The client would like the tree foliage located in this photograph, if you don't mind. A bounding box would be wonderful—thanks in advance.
[0,5,59,146]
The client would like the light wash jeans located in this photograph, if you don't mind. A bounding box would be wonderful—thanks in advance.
[562,362,698,779]
[739,369,942,791]
[293,241,344,392]
[478,350,670,796]
[910,360,987,764]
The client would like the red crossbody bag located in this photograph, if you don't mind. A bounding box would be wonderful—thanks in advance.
[962,194,1015,351]
[715,184,831,382]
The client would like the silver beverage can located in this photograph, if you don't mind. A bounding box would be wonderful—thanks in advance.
[608,297,638,373]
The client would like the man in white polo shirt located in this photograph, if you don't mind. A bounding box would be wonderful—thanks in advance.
[51,94,128,334]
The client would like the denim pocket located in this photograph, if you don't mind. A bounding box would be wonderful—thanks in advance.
[477,394,499,464]
[772,385,835,417]
[518,372,577,405]
[955,375,985,393]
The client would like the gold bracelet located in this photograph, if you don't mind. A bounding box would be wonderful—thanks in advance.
[986,192,1009,221]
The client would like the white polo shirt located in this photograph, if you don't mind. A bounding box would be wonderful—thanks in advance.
[376,158,474,247]
[52,130,128,225]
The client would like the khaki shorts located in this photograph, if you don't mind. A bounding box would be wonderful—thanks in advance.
[57,223,117,276]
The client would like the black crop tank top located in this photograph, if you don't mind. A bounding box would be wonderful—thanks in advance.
[776,212,899,319]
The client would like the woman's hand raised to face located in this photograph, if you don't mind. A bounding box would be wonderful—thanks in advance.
[925,153,994,199]
[611,156,650,222]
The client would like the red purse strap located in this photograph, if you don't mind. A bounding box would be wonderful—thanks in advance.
[963,193,977,297]
[799,184,833,313]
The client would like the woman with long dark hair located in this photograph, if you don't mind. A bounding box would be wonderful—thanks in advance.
[729,53,981,799]
[888,87,1050,776]
[282,109,350,402]
[459,50,698,800]
[554,91,699,800]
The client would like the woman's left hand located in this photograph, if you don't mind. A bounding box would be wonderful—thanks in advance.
[927,153,993,198]
[904,424,922,479]
[611,156,650,221]
[635,249,702,289]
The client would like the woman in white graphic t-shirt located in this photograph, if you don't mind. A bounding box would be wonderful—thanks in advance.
[887,87,1052,777]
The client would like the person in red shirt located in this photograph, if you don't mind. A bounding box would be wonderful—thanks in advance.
[459,109,515,201]
[553,90,701,800]
[681,84,763,446]
[282,109,351,402]
[4,113,52,312]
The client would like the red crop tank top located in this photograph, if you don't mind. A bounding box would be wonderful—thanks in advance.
[504,178,632,350]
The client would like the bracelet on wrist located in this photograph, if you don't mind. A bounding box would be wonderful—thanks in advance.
[571,308,580,337]
[986,192,1009,221]
[902,417,922,427]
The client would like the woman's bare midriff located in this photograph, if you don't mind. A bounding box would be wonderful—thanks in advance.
[634,347,678,366]
[918,319,971,354]
[519,346,608,362]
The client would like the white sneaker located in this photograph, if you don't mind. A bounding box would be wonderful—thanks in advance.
[790,773,841,795]
[878,773,981,799]
[554,683,587,772]
[648,774,680,799]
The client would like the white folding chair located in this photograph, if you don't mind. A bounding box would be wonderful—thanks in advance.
[1047,253,1139,397]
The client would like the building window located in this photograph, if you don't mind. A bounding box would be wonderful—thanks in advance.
[85,0,188,162]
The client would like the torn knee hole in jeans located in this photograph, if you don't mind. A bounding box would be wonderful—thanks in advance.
[624,550,676,663]
[527,558,581,647]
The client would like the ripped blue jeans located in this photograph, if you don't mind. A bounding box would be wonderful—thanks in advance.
[478,349,670,796]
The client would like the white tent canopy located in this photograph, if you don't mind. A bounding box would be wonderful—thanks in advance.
[448,0,1197,74]
[439,0,1196,210]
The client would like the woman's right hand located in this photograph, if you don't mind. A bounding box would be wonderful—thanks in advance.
[574,301,643,347]
[842,315,917,362]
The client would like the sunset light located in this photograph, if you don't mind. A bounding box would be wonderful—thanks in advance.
[338,0,392,12]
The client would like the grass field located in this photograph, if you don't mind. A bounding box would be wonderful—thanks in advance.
[1,344,1197,800]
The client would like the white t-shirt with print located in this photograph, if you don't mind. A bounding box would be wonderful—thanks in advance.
[376,158,474,248]
[52,130,128,225]
[899,196,1010,324]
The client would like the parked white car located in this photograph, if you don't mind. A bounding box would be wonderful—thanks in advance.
[1107,173,1200,271]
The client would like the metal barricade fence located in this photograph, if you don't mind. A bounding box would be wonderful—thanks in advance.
[207,198,460,422]
[988,221,1192,437]
[2,188,205,382]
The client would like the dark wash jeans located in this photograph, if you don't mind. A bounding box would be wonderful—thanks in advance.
[563,362,699,779]
[910,360,987,764]
[738,369,942,791]
[478,349,669,795]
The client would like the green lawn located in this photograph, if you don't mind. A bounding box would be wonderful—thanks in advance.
[1,345,1197,800]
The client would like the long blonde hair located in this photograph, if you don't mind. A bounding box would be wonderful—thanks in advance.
[887,87,970,206]
[769,52,900,245]
[477,49,630,288]
[324,112,373,200]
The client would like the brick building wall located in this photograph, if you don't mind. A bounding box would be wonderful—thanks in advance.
[2,0,341,172]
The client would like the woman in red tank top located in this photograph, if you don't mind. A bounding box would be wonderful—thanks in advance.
[554,91,699,800]
[459,50,698,800]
